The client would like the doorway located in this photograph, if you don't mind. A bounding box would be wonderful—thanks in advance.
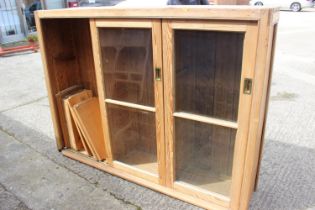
[0,0,25,44]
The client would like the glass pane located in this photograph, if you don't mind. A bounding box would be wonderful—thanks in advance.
[175,117,236,196]
[107,104,157,175]
[99,28,154,107]
[175,30,244,122]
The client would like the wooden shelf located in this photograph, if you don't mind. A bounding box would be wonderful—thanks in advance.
[118,150,158,175]
[176,165,232,196]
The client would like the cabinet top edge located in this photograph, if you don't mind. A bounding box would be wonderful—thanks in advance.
[36,6,279,21]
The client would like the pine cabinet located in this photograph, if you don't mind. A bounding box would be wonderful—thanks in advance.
[36,6,278,210]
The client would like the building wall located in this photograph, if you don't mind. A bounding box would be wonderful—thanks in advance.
[209,0,249,5]
[44,0,65,9]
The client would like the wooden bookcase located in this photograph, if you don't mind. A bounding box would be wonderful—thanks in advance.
[35,6,279,210]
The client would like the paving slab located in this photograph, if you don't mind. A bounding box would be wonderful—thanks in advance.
[1,97,55,140]
[0,130,137,210]
[0,52,47,113]
[0,183,30,210]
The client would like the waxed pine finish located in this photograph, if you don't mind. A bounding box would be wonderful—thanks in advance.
[35,6,279,210]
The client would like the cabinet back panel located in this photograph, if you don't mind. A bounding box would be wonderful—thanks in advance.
[41,18,97,95]
[72,20,98,96]
[175,117,236,196]
[107,104,158,175]
[99,28,154,107]
[175,30,244,122]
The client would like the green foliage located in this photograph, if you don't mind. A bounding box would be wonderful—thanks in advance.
[27,34,38,42]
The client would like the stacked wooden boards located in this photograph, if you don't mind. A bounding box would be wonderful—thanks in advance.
[56,87,106,160]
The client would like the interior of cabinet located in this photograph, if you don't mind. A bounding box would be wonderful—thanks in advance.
[174,30,244,196]
[107,104,157,175]
[41,18,97,95]
[175,30,244,121]
[99,28,154,106]
[175,119,236,196]
[41,18,99,153]
[99,28,158,175]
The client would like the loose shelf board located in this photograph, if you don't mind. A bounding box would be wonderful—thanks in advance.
[72,97,106,161]
[64,89,93,155]
[76,122,94,157]
[63,99,84,151]
[55,85,83,148]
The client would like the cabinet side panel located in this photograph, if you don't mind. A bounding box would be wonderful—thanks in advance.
[239,10,278,210]
[35,15,63,150]
[254,23,278,191]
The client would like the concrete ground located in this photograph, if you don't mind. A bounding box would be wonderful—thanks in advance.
[0,10,315,210]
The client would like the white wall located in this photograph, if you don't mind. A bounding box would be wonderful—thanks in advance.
[45,0,65,9]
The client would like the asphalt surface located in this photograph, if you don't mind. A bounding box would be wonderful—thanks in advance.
[0,10,314,210]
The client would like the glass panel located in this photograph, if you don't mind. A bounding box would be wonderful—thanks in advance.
[99,28,154,107]
[107,104,157,175]
[175,30,244,122]
[175,117,236,196]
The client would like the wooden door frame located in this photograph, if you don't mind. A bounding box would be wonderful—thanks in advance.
[162,19,259,208]
[90,19,165,185]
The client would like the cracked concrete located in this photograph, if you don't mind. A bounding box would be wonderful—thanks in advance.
[0,183,30,210]
[0,10,315,210]
[0,129,137,210]
[0,96,48,114]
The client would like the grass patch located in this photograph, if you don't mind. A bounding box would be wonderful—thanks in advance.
[1,41,29,48]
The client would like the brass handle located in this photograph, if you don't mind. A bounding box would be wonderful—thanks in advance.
[243,78,252,95]
[155,68,161,81]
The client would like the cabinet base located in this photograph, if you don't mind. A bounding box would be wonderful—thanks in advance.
[62,149,228,210]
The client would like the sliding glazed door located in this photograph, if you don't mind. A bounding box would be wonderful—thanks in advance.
[91,20,165,184]
[162,20,258,207]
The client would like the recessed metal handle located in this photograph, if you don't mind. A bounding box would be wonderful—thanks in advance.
[155,67,161,81]
[243,78,252,95]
